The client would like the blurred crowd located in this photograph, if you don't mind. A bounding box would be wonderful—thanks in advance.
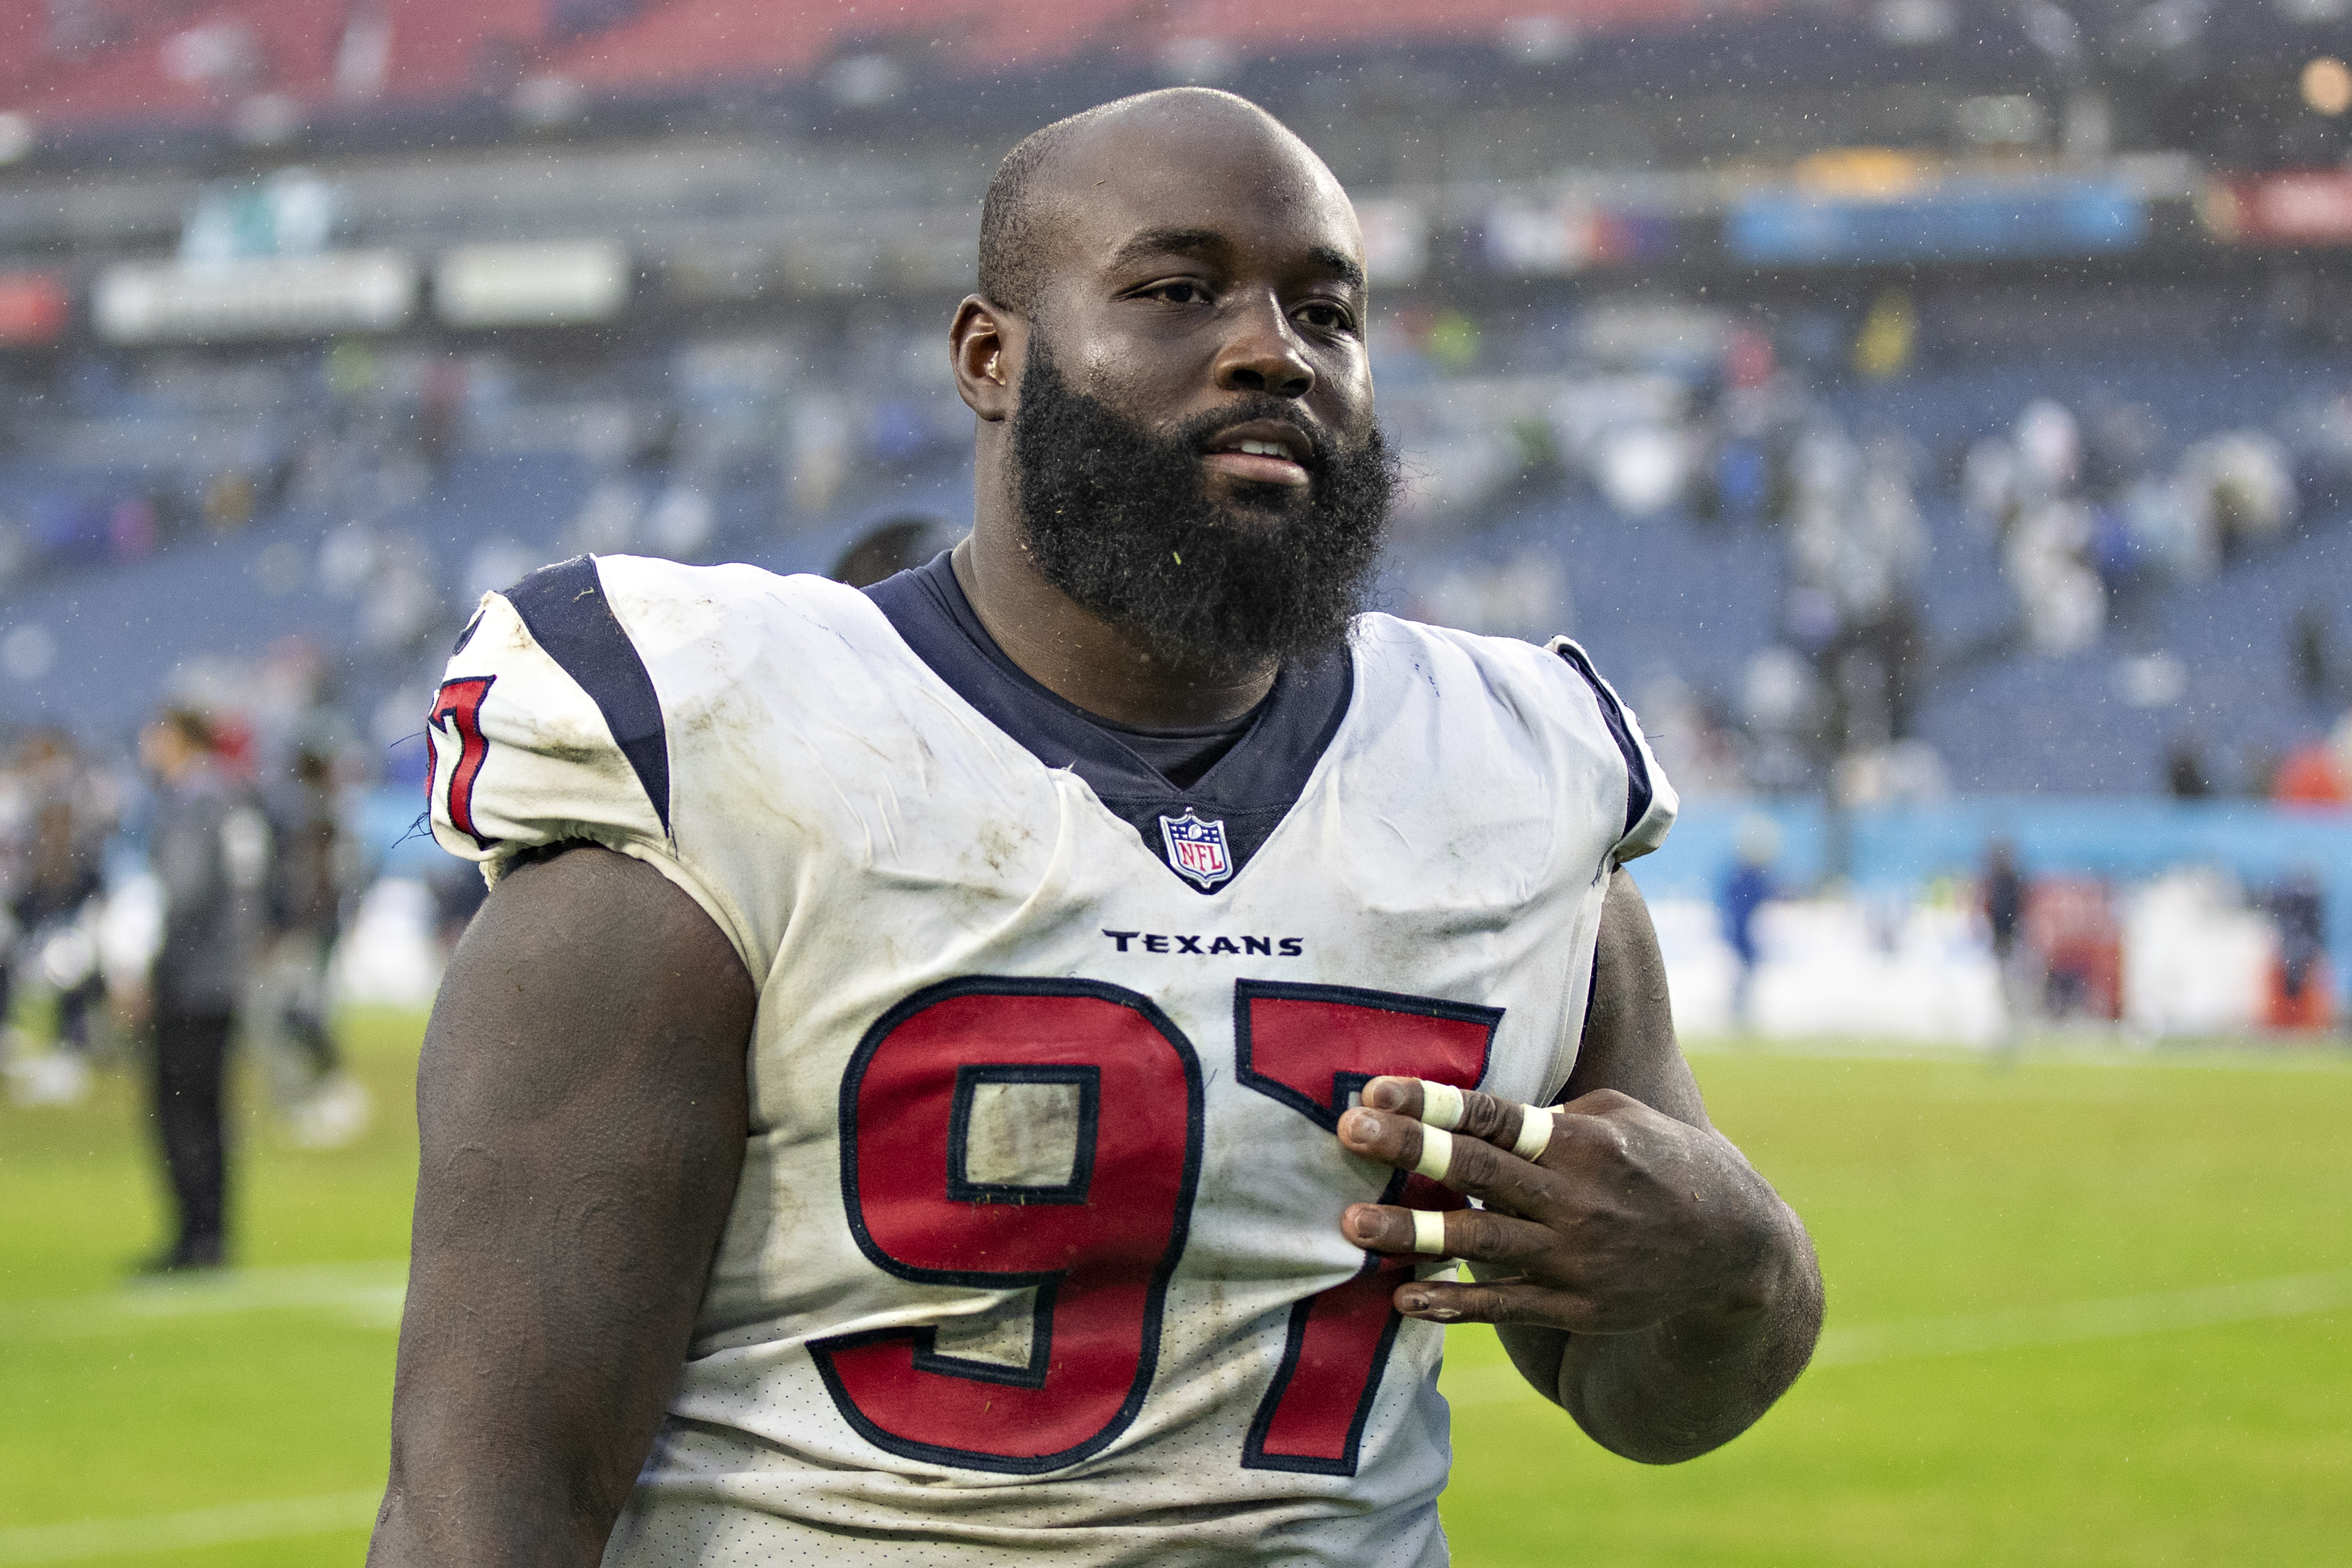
[1359,305,2352,805]
[0,322,950,606]
[1961,397,2304,656]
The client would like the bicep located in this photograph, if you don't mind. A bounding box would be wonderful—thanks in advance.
[381,844,755,1559]
[409,846,755,1294]
[1559,867,1706,1129]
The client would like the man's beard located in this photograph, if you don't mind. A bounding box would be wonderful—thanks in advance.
[1010,344,1398,677]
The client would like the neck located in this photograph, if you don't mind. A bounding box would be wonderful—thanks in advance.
[954,478,1277,729]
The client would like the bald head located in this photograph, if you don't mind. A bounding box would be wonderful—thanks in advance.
[978,89,1351,318]
[947,87,1391,701]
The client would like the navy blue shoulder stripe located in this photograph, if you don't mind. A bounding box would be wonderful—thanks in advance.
[504,555,672,837]
[1554,642,1652,842]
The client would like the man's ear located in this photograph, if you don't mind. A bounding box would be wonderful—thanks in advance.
[950,296,1023,423]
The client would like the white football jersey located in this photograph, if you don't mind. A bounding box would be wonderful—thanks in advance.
[425,552,1675,1567]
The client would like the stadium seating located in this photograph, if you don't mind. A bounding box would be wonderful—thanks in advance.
[5,330,2344,805]
[1380,347,2352,800]
[1,0,545,129]
[2,0,1745,132]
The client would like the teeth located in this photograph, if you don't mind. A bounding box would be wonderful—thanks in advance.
[1234,440,1289,458]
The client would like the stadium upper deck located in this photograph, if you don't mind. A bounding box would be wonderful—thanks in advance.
[2,0,2349,811]
[1,0,1766,139]
[3,0,2348,173]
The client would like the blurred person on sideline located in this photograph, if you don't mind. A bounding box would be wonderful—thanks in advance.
[1721,814,1779,1030]
[1983,839,2035,1044]
[2267,867,2333,1031]
[0,737,27,1086]
[133,708,271,1271]
[0,731,118,1103]
[829,514,953,589]
[250,718,373,1148]
[2165,733,2215,799]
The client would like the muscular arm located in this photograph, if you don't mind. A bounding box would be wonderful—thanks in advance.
[368,846,756,1567]
[1336,869,1821,1465]
[1497,869,1821,1462]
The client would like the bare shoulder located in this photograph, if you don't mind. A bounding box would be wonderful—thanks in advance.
[432,843,752,1048]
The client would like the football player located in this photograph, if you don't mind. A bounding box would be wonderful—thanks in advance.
[370,89,1821,1567]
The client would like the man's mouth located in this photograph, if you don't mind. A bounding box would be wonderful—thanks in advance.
[1199,419,1314,488]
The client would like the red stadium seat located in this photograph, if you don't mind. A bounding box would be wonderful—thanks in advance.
[0,0,1743,131]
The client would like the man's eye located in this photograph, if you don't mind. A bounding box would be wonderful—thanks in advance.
[1296,303,1355,332]
[1150,282,1206,304]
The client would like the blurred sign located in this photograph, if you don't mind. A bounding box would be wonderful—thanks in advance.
[180,168,342,263]
[1728,180,2146,266]
[1484,203,1676,274]
[0,271,68,345]
[94,253,414,342]
[2201,171,2352,247]
[435,241,628,327]
[1793,146,1935,198]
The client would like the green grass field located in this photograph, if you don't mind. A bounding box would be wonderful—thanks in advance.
[3,1016,2348,1566]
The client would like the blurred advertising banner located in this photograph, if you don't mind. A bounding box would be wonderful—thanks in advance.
[435,241,628,328]
[2201,171,2352,247]
[0,271,68,346]
[1638,796,2352,1029]
[94,253,414,342]
[1483,201,1677,274]
[1728,178,2147,267]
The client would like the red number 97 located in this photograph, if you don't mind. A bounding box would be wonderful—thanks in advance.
[811,978,1204,1473]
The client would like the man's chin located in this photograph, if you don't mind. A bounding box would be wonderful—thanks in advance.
[1197,477,1314,524]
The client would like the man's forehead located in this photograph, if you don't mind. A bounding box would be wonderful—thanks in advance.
[1039,105,1360,276]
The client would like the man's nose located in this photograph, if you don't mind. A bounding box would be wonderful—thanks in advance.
[1212,298,1315,399]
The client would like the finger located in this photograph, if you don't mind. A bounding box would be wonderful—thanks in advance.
[1399,1277,1679,1335]
[1391,1277,1590,1327]
[1505,1101,1557,1163]
[1341,1201,1556,1263]
[1357,1075,1431,1118]
[1337,1105,1448,1178]
[1362,1077,1558,1164]
[1338,1108,1559,1213]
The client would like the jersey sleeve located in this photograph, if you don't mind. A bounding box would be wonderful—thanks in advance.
[424,556,742,958]
[1547,636,1679,863]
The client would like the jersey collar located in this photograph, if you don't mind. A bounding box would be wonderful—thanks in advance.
[864,552,1354,893]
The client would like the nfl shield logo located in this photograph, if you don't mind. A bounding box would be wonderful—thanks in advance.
[1159,810,1234,889]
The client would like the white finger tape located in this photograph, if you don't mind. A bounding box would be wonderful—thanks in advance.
[1512,1105,1556,1163]
[1418,1079,1465,1131]
[1413,1125,1455,1181]
[1412,1208,1449,1256]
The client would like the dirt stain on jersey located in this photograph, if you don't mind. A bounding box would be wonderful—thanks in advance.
[972,820,1034,876]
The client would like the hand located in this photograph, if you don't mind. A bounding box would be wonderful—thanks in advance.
[1335,1077,1792,1335]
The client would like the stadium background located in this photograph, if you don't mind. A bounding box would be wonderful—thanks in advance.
[0,1,2347,1563]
